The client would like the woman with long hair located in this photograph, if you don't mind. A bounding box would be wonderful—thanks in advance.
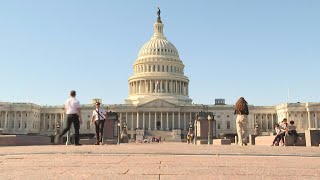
[234,97,249,146]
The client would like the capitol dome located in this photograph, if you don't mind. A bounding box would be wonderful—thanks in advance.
[137,38,179,58]
[126,8,192,105]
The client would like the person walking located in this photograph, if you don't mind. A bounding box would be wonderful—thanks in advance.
[55,90,82,146]
[234,97,249,146]
[91,102,106,145]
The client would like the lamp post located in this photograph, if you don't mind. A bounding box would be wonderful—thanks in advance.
[117,122,121,145]
[188,121,193,144]
[121,121,128,143]
[207,114,213,145]
[194,118,197,145]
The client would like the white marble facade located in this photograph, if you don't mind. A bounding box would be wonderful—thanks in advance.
[0,11,319,137]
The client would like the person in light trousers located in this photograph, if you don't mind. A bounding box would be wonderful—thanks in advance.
[234,97,249,146]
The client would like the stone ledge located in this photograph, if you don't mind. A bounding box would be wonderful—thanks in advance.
[0,135,51,146]
[255,135,306,146]
[213,139,231,145]
[196,140,207,145]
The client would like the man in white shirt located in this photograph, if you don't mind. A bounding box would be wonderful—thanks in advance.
[55,90,82,146]
[91,102,106,145]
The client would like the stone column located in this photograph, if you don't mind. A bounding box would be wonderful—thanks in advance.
[160,112,163,130]
[184,113,186,130]
[4,111,8,129]
[315,112,318,129]
[297,112,301,131]
[119,113,122,125]
[271,114,274,130]
[125,113,128,124]
[20,112,23,130]
[149,80,152,93]
[180,81,182,94]
[176,81,178,93]
[131,113,134,130]
[166,112,169,130]
[186,83,189,96]
[14,111,17,130]
[178,112,181,129]
[165,80,168,93]
[136,81,138,94]
[145,80,147,94]
[142,112,145,130]
[54,113,57,130]
[307,110,311,129]
[265,114,268,130]
[160,80,163,93]
[148,112,151,130]
[136,112,139,129]
[42,113,45,131]
[154,112,157,130]
[189,113,192,123]
[172,112,175,129]
[49,114,52,131]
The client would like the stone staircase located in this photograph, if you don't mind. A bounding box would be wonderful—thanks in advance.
[144,130,174,142]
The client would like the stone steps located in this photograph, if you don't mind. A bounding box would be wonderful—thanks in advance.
[144,130,173,141]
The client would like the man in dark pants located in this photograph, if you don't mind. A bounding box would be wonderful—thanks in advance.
[91,102,106,145]
[55,90,82,146]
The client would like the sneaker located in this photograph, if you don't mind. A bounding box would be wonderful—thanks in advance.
[271,144,274,146]
[74,143,82,146]
[94,143,99,145]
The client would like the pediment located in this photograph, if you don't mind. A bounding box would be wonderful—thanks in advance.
[138,99,177,108]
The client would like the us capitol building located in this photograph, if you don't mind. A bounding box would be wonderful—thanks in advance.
[0,9,319,140]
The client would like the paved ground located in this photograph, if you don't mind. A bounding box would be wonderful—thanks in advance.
[0,143,320,180]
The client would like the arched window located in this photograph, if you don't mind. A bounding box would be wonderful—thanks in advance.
[227,121,230,129]
[158,65,160,72]
[153,65,155,72]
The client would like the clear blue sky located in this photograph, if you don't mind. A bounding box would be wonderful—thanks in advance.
[0,0,319,106]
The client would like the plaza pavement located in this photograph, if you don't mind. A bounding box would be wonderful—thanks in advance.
[0,143,320,180]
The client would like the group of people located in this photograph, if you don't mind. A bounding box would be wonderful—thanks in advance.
[271,118,302,146]
[53,92,301,147]
[54,90,106,146]
[234,97,302,147]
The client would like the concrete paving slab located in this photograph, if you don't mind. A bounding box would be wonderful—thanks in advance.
[0,143,319,179]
